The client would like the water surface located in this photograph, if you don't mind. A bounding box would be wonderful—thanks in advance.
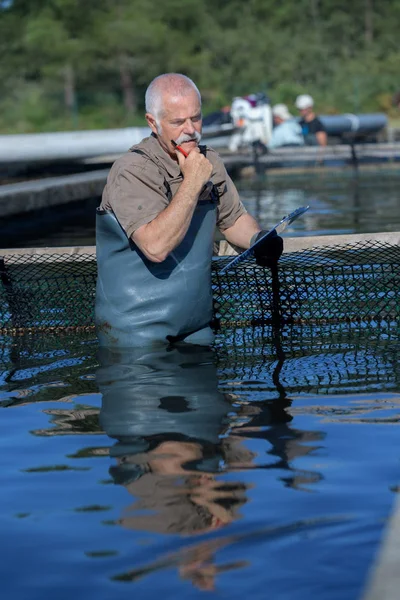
[1,165,400,597]
[1,324,399,599]
[2,166,400,248]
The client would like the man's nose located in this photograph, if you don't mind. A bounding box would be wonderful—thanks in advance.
[184,119,195,134]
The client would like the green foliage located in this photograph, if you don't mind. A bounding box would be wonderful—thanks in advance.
[0,0,399,132]
[0,83,60,133]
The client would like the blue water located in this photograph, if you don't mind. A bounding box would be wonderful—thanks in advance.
[238,167,400,237]
[1,324,399,599]
[1,166,400,597]
[3,167,400,248]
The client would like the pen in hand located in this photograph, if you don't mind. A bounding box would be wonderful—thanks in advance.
[171,140,189,158]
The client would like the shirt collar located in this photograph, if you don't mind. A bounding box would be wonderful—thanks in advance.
[146,133,181,179]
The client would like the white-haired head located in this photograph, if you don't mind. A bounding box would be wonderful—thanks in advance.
[145,73,201,129]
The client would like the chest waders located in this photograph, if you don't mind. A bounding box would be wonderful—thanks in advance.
[95,148,218,348]
[97,345,230,458]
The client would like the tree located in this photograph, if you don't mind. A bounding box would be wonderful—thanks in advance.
[1,0,400,132]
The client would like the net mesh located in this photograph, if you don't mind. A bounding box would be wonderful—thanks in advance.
[1,322,398,405]
[215,321,399,390]
[214,240,400,326]
[0,239,399,334]
[0,253,96,332]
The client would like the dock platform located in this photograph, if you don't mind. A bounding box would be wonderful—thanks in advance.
[1,143,400,218]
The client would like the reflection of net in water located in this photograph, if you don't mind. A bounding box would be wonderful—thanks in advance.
[1,322,398,513]
[215,322,400,397]
[1,320,398,409]
[1,240,399,332]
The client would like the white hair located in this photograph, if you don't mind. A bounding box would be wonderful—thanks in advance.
[145,73,201,122]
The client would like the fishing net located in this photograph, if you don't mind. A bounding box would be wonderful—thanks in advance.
[214,239,400,327]
[0,253,96,333]
[1,321,398,408]
[0,239,399,334]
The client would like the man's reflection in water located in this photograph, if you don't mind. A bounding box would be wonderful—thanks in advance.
[97,343,251,590]
[97,339,323,590]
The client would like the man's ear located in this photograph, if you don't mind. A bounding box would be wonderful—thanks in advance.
[146,113,158,135]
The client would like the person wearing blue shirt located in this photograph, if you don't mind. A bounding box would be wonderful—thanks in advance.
[268,104,305,149]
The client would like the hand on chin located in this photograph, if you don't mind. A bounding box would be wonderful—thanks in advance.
[182,140,198,154]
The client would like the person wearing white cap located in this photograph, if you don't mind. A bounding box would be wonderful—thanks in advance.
[268,103,305,150]
[295,94,327,146]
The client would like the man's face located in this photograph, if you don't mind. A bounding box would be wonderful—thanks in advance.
[298,106,312,119]
[146,89,202,157]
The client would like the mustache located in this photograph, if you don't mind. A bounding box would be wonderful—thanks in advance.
[175,131,202,145]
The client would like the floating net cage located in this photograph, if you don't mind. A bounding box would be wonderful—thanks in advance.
[1,321,399,410]
[0,253,97,333]
[1,239,399,335]
[213,240,400,327]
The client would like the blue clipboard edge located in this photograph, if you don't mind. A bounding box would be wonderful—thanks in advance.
[219,205,310,274]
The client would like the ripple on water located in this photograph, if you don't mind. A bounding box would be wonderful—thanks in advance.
[0,325,399,599]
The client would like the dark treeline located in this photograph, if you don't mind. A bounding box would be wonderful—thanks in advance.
[0,0,399,132]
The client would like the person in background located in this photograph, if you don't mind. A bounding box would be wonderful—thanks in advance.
[96,73,283,348]
[268,104,305,149]
[295,94,327,146]
[229,94,272,153]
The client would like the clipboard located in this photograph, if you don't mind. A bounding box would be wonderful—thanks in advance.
[219,205,310,274]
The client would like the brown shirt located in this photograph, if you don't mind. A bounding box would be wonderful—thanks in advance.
[100,134,246,239]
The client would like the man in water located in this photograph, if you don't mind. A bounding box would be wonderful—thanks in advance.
[96,73,282,347]
[295,94,327,146]
[269,104,305,149]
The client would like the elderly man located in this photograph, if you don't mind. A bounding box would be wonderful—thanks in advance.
[295,94,327,147]
[269,104,305,149]
[96,73,282,347]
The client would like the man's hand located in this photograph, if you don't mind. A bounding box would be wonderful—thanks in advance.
[176,147,213,192]
[252,229,284,268]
